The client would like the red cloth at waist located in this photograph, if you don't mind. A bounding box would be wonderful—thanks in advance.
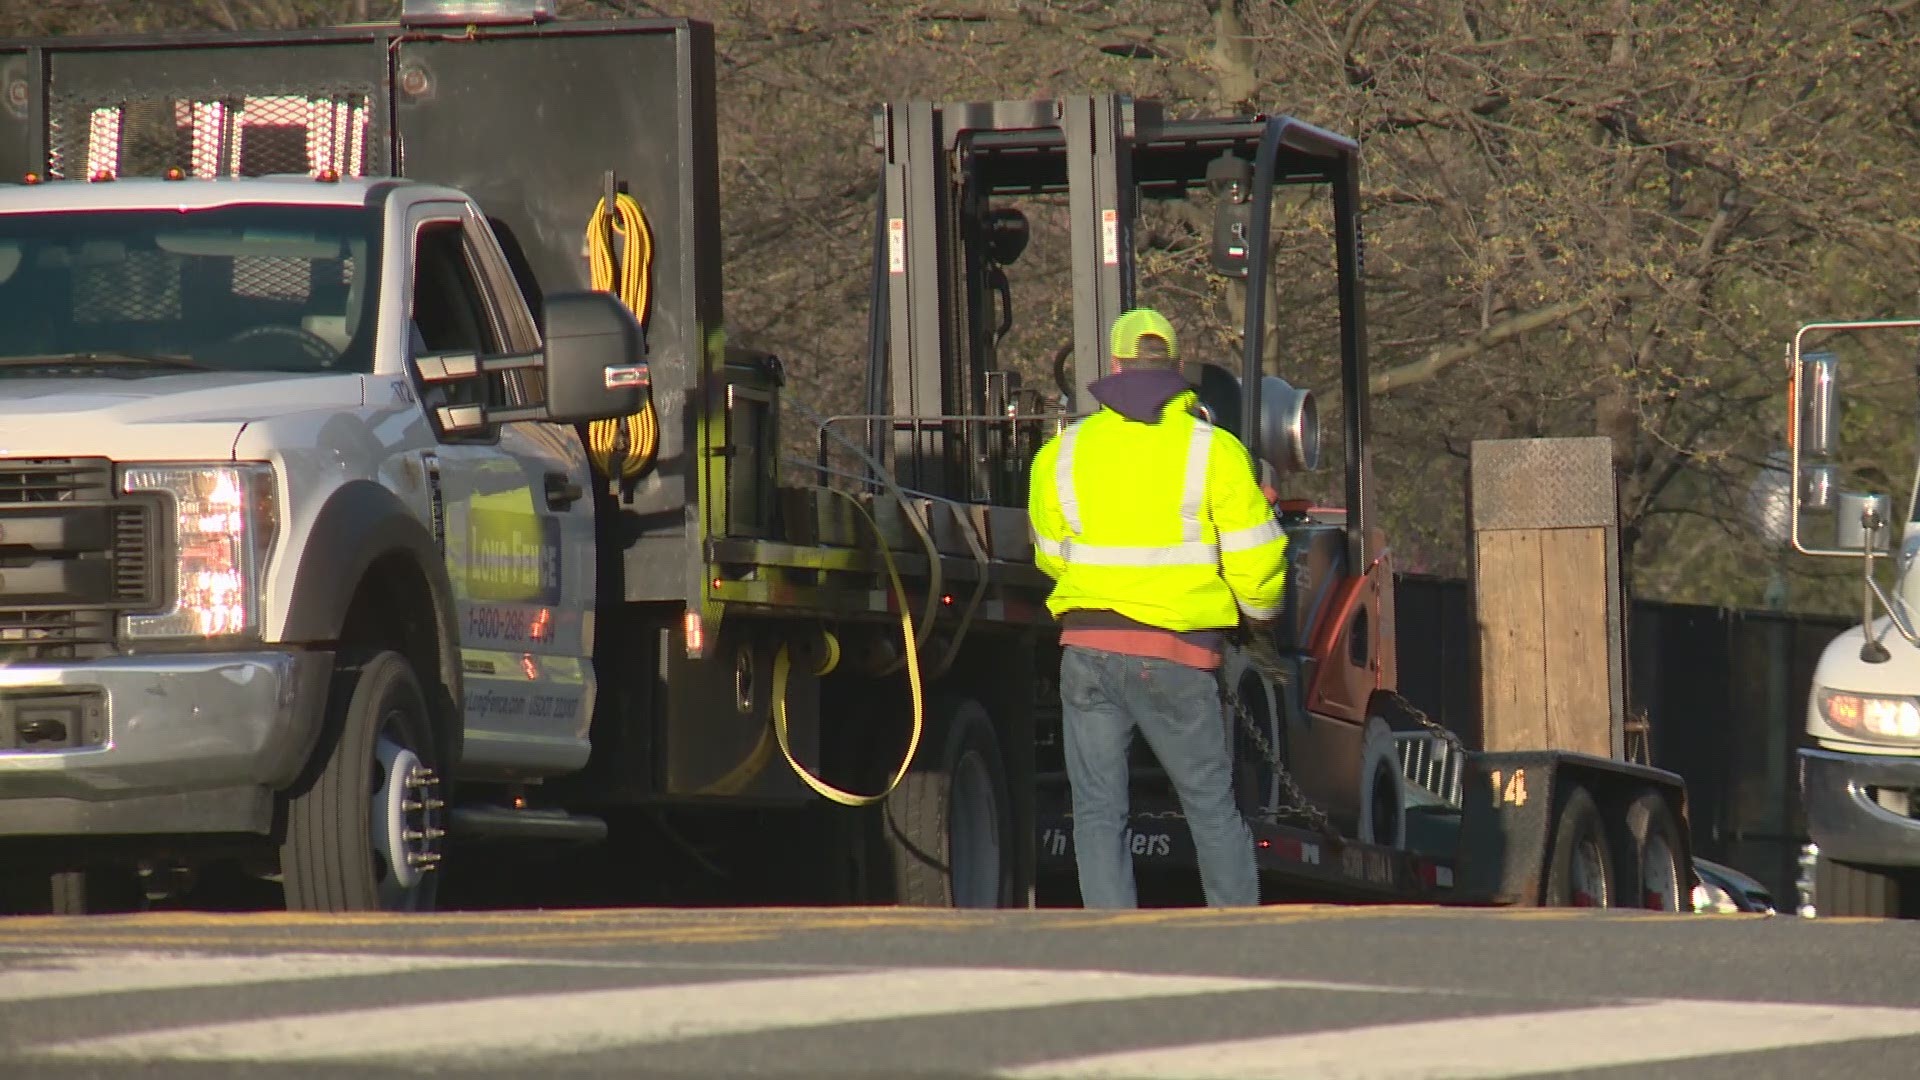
[1059,626,1223,670]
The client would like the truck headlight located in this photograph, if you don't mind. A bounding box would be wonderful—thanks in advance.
[120,463,278,642]
[1817,689,1920,741]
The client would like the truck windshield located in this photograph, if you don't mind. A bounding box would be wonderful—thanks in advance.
[0,204,382,376]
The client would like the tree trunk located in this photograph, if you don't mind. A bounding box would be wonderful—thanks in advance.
[1210,1,1256,110]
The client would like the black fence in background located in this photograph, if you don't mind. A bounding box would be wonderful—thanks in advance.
[1394,573,1854,905]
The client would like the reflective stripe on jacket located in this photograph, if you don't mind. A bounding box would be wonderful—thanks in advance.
[1027,388,1287,631]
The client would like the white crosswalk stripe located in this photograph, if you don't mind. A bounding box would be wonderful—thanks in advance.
[5,947,1920,1075]
[0,949,513,1003]
[997,999,1920,1079]
[26,965,1281,1064]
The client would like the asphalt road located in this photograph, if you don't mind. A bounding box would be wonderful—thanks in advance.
[0,904,1917,1079]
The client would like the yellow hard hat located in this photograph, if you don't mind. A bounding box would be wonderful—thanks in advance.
[1110,307,1177,360]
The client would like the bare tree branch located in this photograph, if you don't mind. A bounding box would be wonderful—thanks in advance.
[1372,295,1608,396]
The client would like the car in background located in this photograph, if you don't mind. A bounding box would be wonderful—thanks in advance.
[1693,857,1777,914]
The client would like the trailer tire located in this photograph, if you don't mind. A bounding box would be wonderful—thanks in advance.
[1813,855,1904,918]
[281,650,445,913]
[1620,789,1686,912]
[1356,720,1405,849]
[1542,785,1614,907]
[885,698,1012,908]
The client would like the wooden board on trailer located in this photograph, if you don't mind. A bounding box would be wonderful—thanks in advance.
[1467,438,1627,759]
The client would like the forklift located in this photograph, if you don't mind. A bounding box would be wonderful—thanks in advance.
[860,93,1695,908]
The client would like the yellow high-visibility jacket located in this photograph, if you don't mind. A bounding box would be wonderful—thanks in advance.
[1028,387,1287,630]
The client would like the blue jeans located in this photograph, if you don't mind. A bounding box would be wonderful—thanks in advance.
[1059,645,1259,908]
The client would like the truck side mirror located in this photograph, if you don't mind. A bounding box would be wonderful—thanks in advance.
[1798,351,1838,457]
[1802,462,1837,512]
[542,291,649,425]
[416,292,647,434]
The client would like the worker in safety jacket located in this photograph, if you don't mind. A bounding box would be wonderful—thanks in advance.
[1027,307,1288,908]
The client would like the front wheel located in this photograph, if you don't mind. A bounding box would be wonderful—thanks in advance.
[281,651,446,912]
[1356,721,1406,849]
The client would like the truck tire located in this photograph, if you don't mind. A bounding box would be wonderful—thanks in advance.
[1813,855,1904,918]
[884,698,1012,907]
[1357,720,1406,849]
[281,651,446,912]
[1620,789,1686,912]
[1228,669,1284,818]
[1542,785,1614,907]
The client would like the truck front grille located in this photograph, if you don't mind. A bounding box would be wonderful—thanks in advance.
[0,609,114,661]
[112,505,154,604]
[1867,786,1920,820]
[1398,733,1466,808]
[0,459,112,503]
[0,458,154,661]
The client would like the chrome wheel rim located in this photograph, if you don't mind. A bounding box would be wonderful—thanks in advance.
[1571,832,1610,907]
[1641,834,1680,910]
[370,712,444,909]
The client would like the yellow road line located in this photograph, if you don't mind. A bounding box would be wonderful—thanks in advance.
[0,927,774,952]
[0,904,1751,950]
[4,909,650,929]
[0,905,1375,940]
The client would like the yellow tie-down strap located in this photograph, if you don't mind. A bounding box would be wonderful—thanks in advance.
[700,489,925,807]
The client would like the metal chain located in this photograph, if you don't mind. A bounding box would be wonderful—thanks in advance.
[1377,689,1470,761]
[1238,632,1467,760]
[1222,684,1345,849]
[1222,632,1470,850]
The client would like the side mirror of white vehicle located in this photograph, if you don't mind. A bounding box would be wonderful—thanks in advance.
[541,291,650,425]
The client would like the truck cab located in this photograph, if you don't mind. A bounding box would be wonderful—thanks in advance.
[0,172,642,911]
[1783,318,1920,917]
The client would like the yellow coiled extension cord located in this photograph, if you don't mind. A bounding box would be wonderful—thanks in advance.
[583,192,658,482]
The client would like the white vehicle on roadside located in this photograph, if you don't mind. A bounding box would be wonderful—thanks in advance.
[1783,319,1920,918]
[0,174,642,911]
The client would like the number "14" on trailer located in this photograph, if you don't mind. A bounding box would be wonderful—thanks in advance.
[1488,768,1529,806]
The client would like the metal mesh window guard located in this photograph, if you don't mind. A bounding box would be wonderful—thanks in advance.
[73,252,182,324]
[49,93,372,180]
[232,256,313,301]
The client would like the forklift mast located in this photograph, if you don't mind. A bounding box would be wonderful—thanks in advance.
[867,94,1377,571]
